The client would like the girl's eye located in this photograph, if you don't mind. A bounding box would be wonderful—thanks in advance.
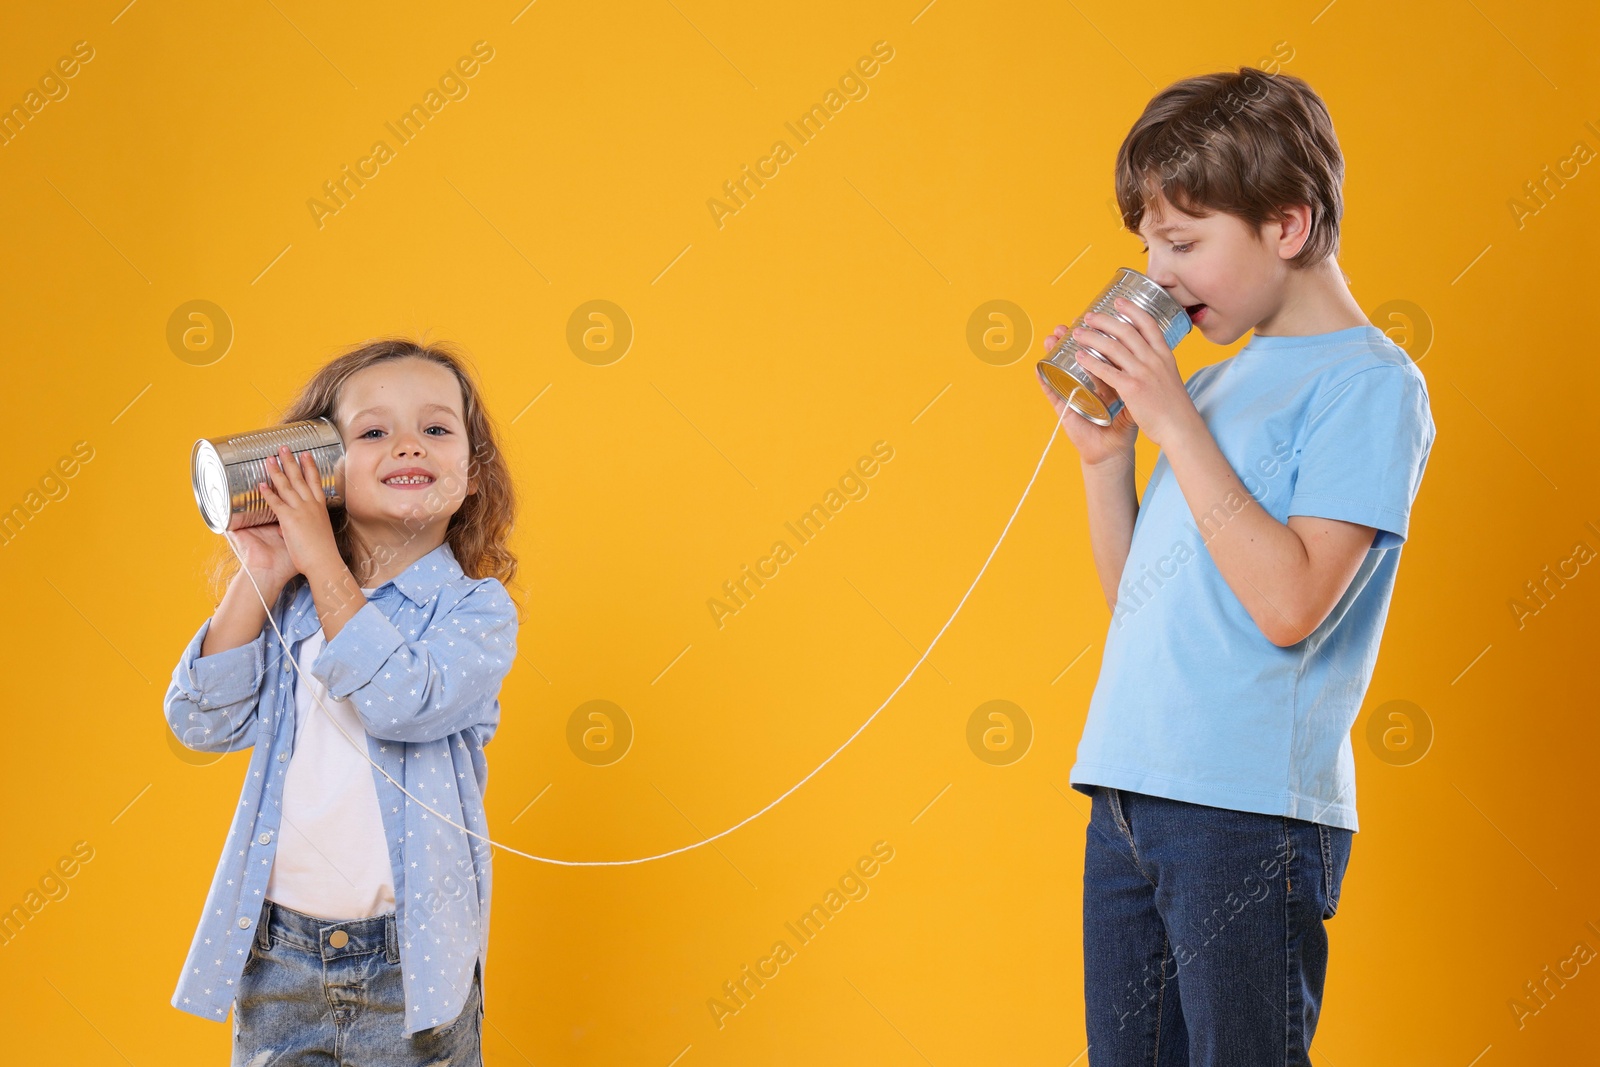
[359,426,449,439]
[1172,242,1193,253]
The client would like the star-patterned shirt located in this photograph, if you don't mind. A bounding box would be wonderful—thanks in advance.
[163,540,517,1036]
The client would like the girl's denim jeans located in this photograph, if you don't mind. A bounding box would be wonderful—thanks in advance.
[231,898,483,1067]
[1083,785,1353,1066]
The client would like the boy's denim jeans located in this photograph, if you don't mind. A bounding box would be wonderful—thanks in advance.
[231,898,483,1067]
[1083,786,1353,1066]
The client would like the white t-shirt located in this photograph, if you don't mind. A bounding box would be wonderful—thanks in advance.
[265,589,398,920]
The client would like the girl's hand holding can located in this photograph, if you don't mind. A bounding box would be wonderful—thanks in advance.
[230,522,297,597]
[258,444,341,580]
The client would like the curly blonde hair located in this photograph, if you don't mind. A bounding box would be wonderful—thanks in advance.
[206,337,519,611]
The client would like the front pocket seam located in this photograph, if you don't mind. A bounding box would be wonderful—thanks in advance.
[1318,823,1339,918]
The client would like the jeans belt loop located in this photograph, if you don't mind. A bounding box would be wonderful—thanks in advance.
[385,912,400,964]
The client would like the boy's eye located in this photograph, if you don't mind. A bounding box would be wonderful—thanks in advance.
[1172,242,1193,253]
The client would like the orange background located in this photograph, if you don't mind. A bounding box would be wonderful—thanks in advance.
[2,1,1596,1063]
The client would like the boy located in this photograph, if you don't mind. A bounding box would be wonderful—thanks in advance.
[1037,67,1435,1065]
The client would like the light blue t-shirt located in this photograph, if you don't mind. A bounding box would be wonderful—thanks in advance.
[1069,324,1436,832]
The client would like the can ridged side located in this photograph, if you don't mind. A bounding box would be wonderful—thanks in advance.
[1036,267,1193,426]
[191,417,345,533]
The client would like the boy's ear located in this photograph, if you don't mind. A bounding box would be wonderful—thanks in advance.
[1271,204,1315,260]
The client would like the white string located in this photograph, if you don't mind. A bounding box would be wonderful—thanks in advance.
[223,414,1067,866]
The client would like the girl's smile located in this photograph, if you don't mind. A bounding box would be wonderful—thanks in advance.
[380,467,437,489]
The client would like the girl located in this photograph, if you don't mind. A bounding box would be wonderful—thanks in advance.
[163,338,520,1065]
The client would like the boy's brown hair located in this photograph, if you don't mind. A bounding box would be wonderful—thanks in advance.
[207,337,520,609]
[1114,66,1344,268]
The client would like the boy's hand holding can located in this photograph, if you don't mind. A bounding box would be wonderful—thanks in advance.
[1066,297,1199,450]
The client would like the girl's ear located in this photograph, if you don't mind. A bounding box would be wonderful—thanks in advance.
[466,438,494,497]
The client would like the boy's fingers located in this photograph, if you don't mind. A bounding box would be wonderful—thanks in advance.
[1076,328,1124,366]
[1084,313,1134,353]
[1077,350,1124,384]
[1114,299,1166,354]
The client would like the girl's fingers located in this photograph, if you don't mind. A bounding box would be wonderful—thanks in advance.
[299,450,324,502]
[260,467,292,508]
[274,446,313,502]
[262,453,288,500]
[275,447,302,498]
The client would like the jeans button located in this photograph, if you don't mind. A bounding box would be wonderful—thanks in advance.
[328,930,349,949]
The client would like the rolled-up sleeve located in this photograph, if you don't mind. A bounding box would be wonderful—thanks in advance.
[310,579,518,744]
[163,616,269,753]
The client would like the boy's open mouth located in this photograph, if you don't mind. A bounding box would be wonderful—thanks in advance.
[1184,303,1206,317]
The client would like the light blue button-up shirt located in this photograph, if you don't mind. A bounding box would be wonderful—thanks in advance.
[163,540,518,1035]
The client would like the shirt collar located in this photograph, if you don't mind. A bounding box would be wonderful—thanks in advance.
[366,540,465,606]
[282,541,463,638]
[286,537,464,620]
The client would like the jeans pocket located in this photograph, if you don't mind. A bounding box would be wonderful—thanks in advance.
[242,935,267,977]
[1317,823,1353,920]
[423,970,481,1039]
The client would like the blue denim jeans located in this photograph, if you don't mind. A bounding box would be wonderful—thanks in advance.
[1082,786,1353,1066]
[232,898,483,1067]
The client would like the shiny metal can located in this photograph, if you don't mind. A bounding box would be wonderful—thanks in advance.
[1036,267,1193,426]
[191,417,345,533]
